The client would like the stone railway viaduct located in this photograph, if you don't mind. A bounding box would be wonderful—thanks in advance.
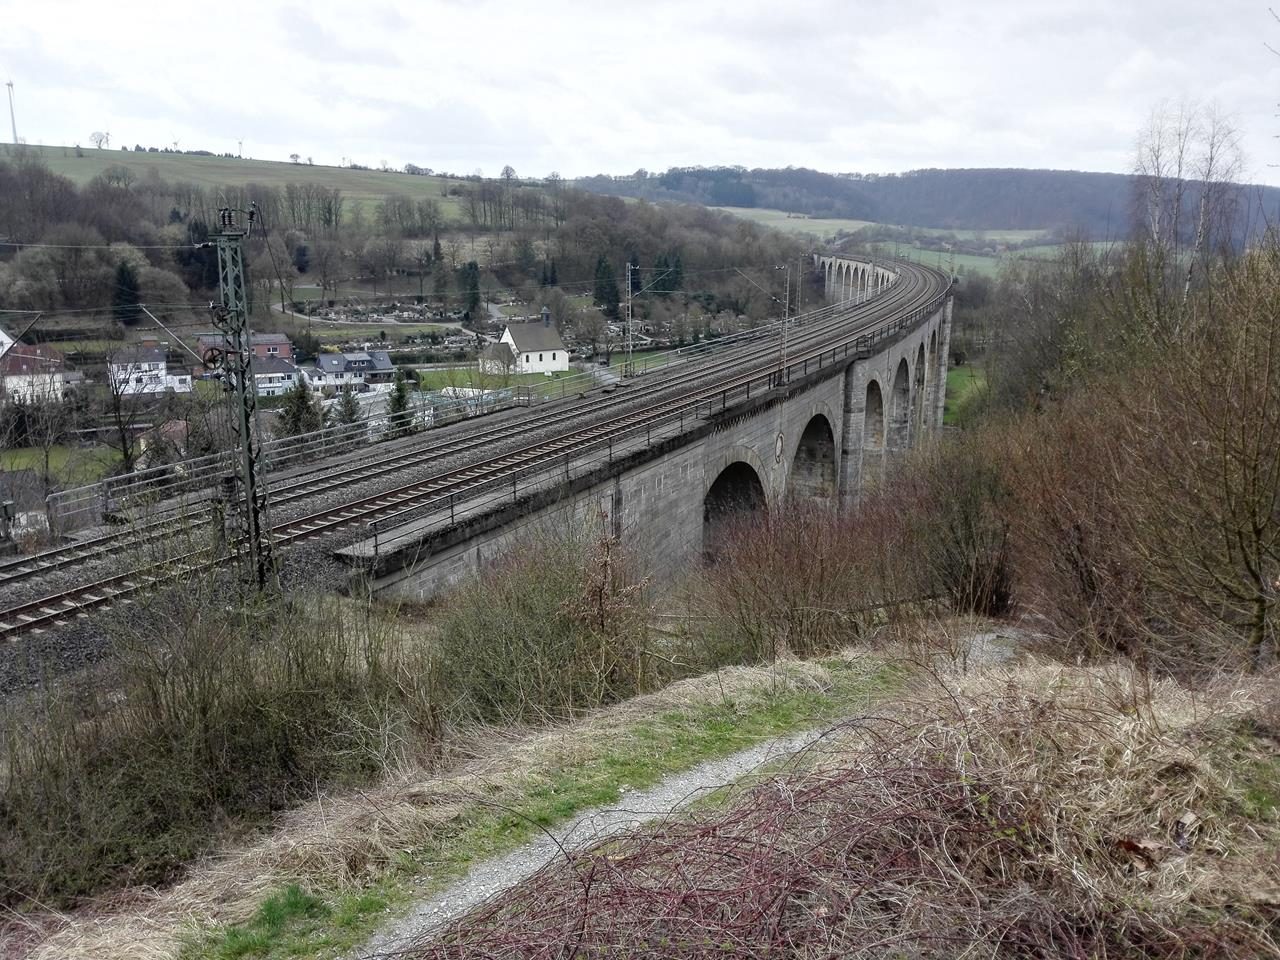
[349,256,953,599]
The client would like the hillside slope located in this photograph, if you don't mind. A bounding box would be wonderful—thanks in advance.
[4,144,465,212]
[576,165,1280,237]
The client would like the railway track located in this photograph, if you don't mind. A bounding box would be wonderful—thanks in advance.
[0,261,949,638]
[0,287,875,590]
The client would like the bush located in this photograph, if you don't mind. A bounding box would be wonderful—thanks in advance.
[0,593,440,907]
[435,517,656,723]
[697,501,925,664]
[905,432,1012,618]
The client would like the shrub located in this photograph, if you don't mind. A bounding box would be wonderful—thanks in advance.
[697,500,925,664]
[905,432,1013,618]
[0,593,440,907]
[435,516,656,723]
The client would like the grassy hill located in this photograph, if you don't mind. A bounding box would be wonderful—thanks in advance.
[9,144,467,216]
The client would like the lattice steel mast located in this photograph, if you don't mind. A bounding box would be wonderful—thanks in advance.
[209,204,273,588]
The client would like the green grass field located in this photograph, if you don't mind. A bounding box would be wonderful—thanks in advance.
[1015,241,1119,259]
[281,318,452,342]
[944,363,986,425]
[414,368,577,391]
[709,207,878,239]
[869,244,1003,278]
[0,444,121,485]
[11,144,466,218]
[712,206,1051,245]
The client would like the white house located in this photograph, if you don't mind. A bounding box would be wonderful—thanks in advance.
[498,310,568,375]
[108,343,193,396]
[0,342,65,403]
[254,356,301,397]
[304,350,396,391]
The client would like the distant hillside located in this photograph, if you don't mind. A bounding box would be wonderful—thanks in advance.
[575,166,1280,238]
[4,144,467,215]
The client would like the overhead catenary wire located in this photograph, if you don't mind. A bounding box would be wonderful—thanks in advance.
[0,240,198,250]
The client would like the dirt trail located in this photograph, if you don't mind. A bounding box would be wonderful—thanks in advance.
[351,629,1023,959]
[350,725,827,959]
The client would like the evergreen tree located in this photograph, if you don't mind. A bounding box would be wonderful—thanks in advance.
[670,252,683,292]
[434,266,450,311]
[432,237,442,262]
[112,261,142,326]
[461,261,482,314]
[654,253,671,295]
[593,256,620,319]
[336,385,360,425]
[280,377,323,436]
[387,368,412,437]
[548,259,558,286]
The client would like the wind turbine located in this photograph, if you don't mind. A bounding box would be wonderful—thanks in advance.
[171,133,180,151]
[5,81,16,145]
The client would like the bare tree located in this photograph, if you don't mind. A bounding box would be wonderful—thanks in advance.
[408,240,433,300]
[1117,247,1280,667]
[1132,100,1243,336]
[311,239,342,301]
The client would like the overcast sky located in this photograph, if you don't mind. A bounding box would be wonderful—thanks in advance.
[3,0,1279,184]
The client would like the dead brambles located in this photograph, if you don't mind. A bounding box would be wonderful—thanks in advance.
[408,665,1280,959]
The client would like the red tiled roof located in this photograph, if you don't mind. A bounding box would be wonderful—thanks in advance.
[0,343,64,376]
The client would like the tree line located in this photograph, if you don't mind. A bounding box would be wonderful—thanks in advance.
[577,162,1280,238]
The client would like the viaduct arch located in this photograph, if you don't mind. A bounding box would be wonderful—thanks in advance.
[703,461,768,561]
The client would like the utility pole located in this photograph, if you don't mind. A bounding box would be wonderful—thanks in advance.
[780,264,790,379]
[796,255,804,315]
[5,81,17,145]
[209,204,273,589]
[624,262,634,377]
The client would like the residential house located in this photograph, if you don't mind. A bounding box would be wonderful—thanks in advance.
[254,356,302,397]
[108,342,192,395]
[195,332,295,374]
[0,342,65,403]
[304,350,396,391]
[499,309,568,374]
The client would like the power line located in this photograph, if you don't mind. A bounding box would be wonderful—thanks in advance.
[0,240,196,250]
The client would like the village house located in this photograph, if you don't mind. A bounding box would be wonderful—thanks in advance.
[495,307,568,375]
[254,356,302,397]
[0,341,66,403]
[108,342,192,396]
[304,350,396,391]
[194,332,295,373]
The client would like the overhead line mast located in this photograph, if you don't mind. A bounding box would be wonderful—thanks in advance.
[5,81,17,145]
[206,204,274,589]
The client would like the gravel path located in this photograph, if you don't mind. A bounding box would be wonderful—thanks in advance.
[350,725,830,959]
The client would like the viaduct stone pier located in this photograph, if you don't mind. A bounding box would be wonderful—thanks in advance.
[338,256,952,600]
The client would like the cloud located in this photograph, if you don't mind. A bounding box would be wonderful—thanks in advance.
[1,0,1278,184]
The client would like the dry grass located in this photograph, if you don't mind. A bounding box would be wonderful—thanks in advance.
[21,657,848,960]
[411,661,1280,958]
